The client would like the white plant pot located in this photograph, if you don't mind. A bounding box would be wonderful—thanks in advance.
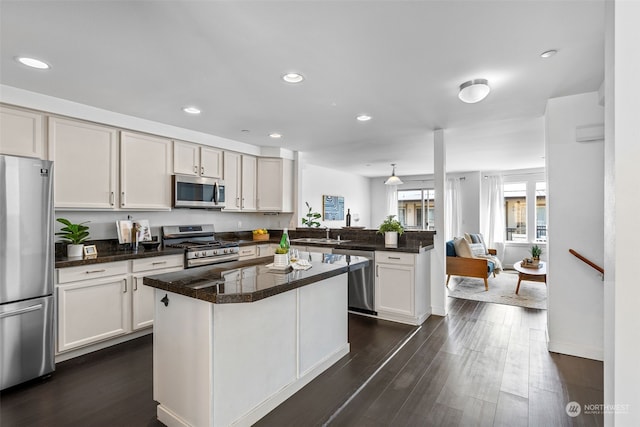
[67,244,84,258]
[273,253,290,268]
[384,232,398,247]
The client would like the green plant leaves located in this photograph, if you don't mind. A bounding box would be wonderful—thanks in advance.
[56,218,90,244]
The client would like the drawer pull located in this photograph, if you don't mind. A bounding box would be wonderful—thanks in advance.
[86,269,106,274]
[152,261,167,265]
[387,257,401,260]
[123,278,128,293]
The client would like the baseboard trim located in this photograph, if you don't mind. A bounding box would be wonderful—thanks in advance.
[55,328,152,363]
[547,340,604,361]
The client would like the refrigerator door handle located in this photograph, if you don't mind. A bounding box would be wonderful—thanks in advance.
[0,304,43,319]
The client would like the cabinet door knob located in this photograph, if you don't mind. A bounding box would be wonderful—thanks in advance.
[161,294,169,307]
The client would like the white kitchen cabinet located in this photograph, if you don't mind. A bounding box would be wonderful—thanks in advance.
[131,255,184,330]
[374,251,431,326]
[49,116,118,209]
[257,157,294,212]
[56,255,184,357]
[223,151,256,211]
[238,245,257,261]
[120,131,172,210]
[173,140,222,178]
[256,244,276,258]
[0,105,45,159]
[56,261,130,352]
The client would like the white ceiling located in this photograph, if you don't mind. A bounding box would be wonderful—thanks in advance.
[0,0,605,177]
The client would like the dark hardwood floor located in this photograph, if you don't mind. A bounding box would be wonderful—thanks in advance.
[0,298,603,427]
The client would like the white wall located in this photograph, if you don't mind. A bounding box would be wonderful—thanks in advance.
[298,161,371,229]
[605,1,640,425]
[545,91,604,361]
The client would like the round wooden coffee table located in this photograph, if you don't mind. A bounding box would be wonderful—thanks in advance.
[513,261,547,294]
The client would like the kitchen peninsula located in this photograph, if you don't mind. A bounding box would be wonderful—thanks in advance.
[143,253,367,427]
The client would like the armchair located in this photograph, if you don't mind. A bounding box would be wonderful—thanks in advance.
[445,237,497,291]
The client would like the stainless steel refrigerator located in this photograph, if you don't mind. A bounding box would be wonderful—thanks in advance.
[0,154,55,390]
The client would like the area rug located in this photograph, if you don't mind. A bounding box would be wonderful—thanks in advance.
[447,270,547,310]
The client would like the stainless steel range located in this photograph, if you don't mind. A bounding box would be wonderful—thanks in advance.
[162,225,240,268]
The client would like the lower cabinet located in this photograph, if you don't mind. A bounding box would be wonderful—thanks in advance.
[56,255,183,357]
[374,251,431,326]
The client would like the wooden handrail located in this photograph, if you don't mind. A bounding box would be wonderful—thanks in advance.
[569,249,604,275]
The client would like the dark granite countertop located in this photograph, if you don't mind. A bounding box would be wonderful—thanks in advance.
[55,247,184,269]
[236,238,432,253]
[143,253,368,304]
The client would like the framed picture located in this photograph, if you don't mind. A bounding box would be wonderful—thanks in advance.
[322,195,344,221]
[83,245,98,258]
[116,220,133,244]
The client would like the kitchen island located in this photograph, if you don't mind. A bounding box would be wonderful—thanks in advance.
[143,253,367,427]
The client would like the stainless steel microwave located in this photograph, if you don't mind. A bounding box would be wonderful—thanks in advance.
[172,175,226,209]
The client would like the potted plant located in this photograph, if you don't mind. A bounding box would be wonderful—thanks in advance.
[530,244,543,260]
[301,202,322,228]
[377,215,404,247]
[56,218,90,257]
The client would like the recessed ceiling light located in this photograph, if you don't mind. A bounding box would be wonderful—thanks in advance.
[269,133,282,139]
[356,114,372,122]
[282,73,304,84]
[540,49,558,58]
[182,106,201,115]
[458,79,490,103]
[16,56,50,69]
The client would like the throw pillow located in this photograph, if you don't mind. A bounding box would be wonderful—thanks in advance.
[465,233,487,254]
[468,242,487,257]
[453,237,474,258]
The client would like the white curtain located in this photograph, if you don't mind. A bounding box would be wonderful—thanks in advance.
[445,177,462,240]
[385,185,398,218]
[482,175,505,251]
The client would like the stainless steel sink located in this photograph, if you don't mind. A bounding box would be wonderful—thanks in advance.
[290,238,351,245]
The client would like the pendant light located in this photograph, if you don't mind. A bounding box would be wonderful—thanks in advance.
[384,163,403,185]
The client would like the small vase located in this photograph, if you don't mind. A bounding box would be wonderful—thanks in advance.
[384,232,398,247]
[273,253,290,268]
[67,244,84,258]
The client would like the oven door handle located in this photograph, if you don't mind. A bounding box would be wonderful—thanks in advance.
[187,254,239,267]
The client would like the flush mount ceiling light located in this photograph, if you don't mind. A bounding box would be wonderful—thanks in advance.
[182,106,201,115]
[458,79,490,104]
[282,73,304,84]
[16,56,50,69]
[356,114,372,122]
[269,133,282,139]
[384,163,404,186]
[540,49,558,58]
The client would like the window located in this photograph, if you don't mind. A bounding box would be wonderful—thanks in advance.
[502,175,547,243]
[397,189,435,230]
[504,182,527,241]
[535,182,547,242]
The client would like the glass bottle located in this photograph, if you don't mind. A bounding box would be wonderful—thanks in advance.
[279,228,290,251]
[346,209,352,227]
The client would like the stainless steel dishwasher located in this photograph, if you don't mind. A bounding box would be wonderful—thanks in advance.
[332,249,376,315]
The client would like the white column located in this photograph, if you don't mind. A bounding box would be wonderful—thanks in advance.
[605,1,640,425]
[431,129,446,316]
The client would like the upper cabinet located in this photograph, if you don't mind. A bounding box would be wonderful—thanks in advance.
[257,158,294,212]
[173,141,222,178]
[120,131,172,210]
[0,105,45,159]
[223,152,256,211]
[49,117,118,209]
